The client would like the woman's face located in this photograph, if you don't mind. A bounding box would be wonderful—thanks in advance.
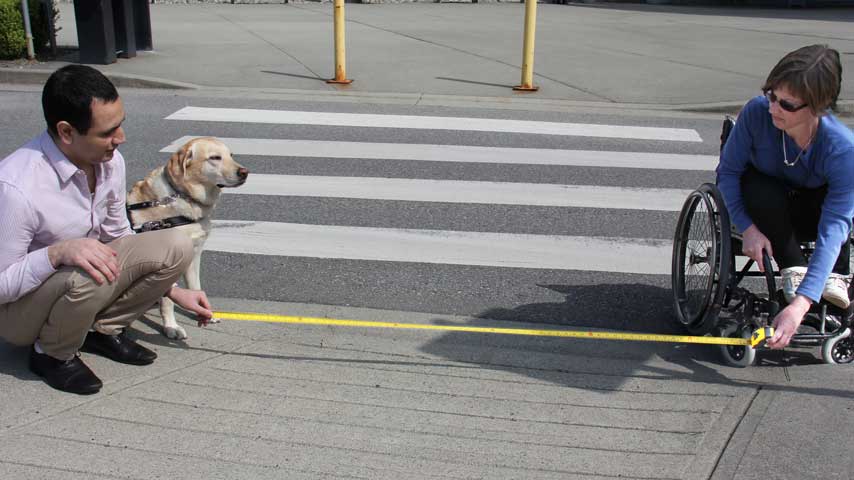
[767,84,817,133]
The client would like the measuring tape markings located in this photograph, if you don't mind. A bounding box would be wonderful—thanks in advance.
[214,311,753,347]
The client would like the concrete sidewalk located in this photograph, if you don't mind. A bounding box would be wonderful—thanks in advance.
[1,3,854,113]
[2,3,854,479]
[1,298,852,479]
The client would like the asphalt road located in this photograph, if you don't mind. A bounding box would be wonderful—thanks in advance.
[0,85,733,334]
[3,84,854,480]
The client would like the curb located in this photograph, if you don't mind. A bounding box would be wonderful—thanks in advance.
[0,67,198,90]
[2,66,851,118]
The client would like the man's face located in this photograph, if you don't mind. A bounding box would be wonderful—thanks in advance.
[63,97,126,168]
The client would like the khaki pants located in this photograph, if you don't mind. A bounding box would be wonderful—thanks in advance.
[0,229,193,360]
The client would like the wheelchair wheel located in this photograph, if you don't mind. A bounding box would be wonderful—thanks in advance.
[672,183,732,335]
[821,328,853,365]
[716,323,756,368]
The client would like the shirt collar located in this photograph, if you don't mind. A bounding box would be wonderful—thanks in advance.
[39,130,116,183]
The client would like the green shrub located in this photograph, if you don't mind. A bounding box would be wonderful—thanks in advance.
[0,0,52,60]
[0,0,26,59]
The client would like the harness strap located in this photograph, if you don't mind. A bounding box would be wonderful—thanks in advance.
[132,215,196,233]
[126,194,181,211]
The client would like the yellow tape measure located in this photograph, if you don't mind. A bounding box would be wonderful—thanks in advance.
[214,311,772,347]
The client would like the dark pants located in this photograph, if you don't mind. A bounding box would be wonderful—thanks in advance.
[741,167,850,274]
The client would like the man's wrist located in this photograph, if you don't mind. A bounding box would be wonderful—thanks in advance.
[164,282,179,298]
[46,244,60,268]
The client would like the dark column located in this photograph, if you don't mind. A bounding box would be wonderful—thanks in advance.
[132,0,153,51]
[112,0,136,58]
[72,0,117,64]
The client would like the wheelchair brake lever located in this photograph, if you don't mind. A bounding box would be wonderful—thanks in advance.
[761,251,780,317]
[761,251,776,292]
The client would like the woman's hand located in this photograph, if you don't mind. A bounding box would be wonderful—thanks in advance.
[767,295,811,349]
[167,286,214,326]
[742,224,773,272]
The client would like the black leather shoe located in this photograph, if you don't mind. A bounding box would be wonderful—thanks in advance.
[29,347,102,395]
[81,331,157,365]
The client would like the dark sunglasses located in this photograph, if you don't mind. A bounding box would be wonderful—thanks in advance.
[764,90,808,113]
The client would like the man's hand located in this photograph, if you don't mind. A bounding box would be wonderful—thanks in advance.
[47,238,119,284]
[742,224,773,272]
[767,295,811,349]
[167,286,213,326]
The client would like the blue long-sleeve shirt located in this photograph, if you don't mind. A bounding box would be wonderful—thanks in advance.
[717,95,854,302]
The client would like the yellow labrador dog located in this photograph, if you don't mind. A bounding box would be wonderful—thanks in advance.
[127,137,248,339]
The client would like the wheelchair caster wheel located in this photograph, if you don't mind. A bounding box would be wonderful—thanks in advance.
[716,323,756,368]
[821,328,853,365]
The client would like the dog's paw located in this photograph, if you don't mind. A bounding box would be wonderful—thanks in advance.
[164,325,188,340]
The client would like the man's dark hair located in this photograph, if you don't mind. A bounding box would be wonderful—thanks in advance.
[42,65,119,136]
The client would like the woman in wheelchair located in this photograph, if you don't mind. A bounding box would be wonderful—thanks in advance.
[674,45,854,365]
[716,45,854,351]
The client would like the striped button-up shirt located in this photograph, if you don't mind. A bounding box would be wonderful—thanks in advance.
[0,131,133,304]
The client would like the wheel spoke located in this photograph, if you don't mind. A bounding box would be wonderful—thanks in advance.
[680,197,716,319]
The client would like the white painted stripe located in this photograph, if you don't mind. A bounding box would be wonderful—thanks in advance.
[228,174,692,211]
[208,221,671,274]
[162,137,718,171]
[165,107,703,142]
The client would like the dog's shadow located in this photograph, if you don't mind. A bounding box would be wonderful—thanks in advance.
[129,312,195,350]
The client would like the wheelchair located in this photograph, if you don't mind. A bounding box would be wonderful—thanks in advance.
[671,117,854,367]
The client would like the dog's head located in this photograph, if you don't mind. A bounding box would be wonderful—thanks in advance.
[167,137,249,192]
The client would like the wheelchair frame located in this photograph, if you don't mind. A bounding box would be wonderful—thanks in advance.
[671,117,854,367]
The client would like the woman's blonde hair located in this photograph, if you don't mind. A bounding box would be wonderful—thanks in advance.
[762,44,842,113]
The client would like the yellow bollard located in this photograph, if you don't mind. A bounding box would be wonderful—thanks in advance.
[513,0,539,92]
[327,0,353,85]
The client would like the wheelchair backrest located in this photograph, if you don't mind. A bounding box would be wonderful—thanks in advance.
[720,115,736,152]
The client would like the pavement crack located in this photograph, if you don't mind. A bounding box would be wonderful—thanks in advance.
[27,432,365,478]
[0,459,138,480]
[170,379,706,435]
[210,364,721,414]
[129,396,698,456]
[207,8,332,89]
[285,4,612,101]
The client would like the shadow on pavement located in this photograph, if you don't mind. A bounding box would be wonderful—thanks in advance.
[477,282,677,333]
[260,70,327,82]
[435,76,514,89]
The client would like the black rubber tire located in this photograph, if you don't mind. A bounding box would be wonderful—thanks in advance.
[821,328,854,365]
[716,323,756,368]
[672,183,732,335]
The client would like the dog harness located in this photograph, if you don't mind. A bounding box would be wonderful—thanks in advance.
[126,194,196,233]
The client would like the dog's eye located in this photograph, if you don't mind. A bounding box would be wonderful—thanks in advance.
[208,155,222,161]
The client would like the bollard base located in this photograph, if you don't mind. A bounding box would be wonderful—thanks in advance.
[327,78,353,85]
[513,85,539,92]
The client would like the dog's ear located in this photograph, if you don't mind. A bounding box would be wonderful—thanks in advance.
[183,141,196,169]
[167,141,193,179]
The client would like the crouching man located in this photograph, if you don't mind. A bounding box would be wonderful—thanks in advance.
[0,65,213,395]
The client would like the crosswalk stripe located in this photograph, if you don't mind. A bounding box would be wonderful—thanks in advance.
[165,107,703,142]
[208,221,671,274]
[227,174,693,211]
[162,137,718,171]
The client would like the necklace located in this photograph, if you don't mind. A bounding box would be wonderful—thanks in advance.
[781,128,815,168]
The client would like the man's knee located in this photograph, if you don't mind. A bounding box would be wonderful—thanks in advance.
[157,229,194,272]
[132,229,194,270]
[0,269,105,347]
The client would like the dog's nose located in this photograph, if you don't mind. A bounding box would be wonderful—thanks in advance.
[238,167,249,179]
